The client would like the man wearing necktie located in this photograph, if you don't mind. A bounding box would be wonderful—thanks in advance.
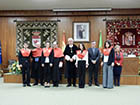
[88,41,100,86]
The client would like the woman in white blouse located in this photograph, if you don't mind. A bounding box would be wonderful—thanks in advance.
[75,43,88,88]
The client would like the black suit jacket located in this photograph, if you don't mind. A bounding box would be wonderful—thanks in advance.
[88,48,100,64]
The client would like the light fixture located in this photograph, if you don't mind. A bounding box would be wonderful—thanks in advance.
[53,8,112,12]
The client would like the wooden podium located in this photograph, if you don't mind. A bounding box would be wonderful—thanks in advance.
[120,57,140,85]
[122,57,139,75]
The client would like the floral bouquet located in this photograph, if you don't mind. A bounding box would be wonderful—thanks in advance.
[9,61,21,74]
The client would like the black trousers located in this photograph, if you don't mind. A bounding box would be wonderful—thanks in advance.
[113,66,122,86]
[66,62,77,86]
[52,58,62,86]
[34,62,44,85]
[21,63,30,85]
[88,63,99,85]
[78,61,86,88]
[67,77,76,86]
[43,63,51,83]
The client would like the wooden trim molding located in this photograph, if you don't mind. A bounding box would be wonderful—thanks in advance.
[0,9,140,17]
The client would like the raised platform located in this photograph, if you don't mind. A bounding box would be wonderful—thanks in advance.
[3,57,140,85]
[3,73,34,83]
[3,73,140,85]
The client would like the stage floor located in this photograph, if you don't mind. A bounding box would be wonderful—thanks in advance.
[0,77,139,105]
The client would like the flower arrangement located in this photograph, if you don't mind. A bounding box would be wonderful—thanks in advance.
[0,70,3,77]
[9,61,21,74]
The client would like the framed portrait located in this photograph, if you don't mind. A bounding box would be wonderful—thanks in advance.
[73,22,90,42]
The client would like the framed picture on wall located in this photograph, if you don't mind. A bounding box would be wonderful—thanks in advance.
[73,22,90,42]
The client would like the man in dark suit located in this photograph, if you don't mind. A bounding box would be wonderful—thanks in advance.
[88,41,100,86]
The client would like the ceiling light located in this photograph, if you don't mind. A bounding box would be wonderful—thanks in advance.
[53,8,112,12]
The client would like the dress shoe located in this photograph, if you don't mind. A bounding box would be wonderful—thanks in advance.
[40,83,44,86]
[55,85,59,87]
[117,83,120,86]
[79,86,84,88]
[53,85,59,87]
[27,84,31,87]
[33,83,38,86]
[45,86,50,88]
[66,84,71,87]
[23,84,26,87]
[95,83,100,86]
[73,84,77,87]
[88,84,92,86]
[53,84,59,87]
[107,87,113,89]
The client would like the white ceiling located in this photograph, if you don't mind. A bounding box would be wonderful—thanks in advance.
[0,0,139,10]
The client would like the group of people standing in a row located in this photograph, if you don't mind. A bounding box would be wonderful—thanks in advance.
[18,38,123,89]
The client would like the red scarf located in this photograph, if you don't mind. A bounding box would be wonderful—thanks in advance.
[53,48,64,58]
[76,50,87,59]
[32,48,42,57]
[103,46,113,56]
[43,48,52,57]
[20,48,31,57]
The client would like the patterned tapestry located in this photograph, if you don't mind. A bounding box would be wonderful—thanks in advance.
[106,19,140,56]
[16,21,57,54]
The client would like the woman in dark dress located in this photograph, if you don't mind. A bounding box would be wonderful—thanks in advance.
[113,45,123,86]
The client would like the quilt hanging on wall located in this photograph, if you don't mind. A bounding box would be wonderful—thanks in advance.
[16,21,57,54]
[106,19,140,56]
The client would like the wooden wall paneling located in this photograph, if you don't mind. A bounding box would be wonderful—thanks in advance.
[0,10,140,85]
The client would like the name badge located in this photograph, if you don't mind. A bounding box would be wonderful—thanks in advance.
[35,58,39,62]
[45,57,49,63]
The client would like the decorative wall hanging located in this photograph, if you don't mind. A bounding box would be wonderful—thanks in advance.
[106,19,140,56]
[16,21,57,54]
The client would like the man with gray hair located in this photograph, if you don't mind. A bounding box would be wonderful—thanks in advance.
[64,38,78,87]
[88,41,100,86]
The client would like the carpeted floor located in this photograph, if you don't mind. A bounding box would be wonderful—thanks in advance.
[0,77,139,105]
